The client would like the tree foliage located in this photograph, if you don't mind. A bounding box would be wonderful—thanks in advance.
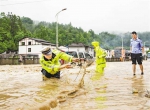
[0,12,150,54]
[0,12,29,53]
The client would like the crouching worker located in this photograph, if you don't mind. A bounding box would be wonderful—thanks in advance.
[91,41,106,80]
[40,47,79,81]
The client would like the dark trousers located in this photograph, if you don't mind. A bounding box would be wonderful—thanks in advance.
[41,69,60,79]
[131,53,142,65]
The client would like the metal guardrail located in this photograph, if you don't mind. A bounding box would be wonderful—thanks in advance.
[0,57,130,65]
[106,58,121,62]
[106,57,130,62]
[0,58,39,65]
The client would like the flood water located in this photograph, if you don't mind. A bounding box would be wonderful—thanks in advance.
[0,61,150,110]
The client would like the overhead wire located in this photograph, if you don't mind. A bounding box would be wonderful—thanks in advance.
[0,0,50,6]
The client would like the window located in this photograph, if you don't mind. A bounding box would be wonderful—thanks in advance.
[28,48,31,52]
[21,42,25,45]
[28,41,31,45]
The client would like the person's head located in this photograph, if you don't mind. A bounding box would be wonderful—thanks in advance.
[91,41,99,48]
[41,47,52,59]
[131,31,137,40]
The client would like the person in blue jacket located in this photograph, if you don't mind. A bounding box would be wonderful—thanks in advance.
[130,31,144,76]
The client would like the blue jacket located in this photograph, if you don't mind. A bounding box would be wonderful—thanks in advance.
[130,38,143,54]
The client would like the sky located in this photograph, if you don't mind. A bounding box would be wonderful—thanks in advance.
[0,0,150,34]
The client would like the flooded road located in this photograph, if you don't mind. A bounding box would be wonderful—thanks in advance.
[0,61,150,110]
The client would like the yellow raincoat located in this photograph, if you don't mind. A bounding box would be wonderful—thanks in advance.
[92,41,106,73]
[40,49,72,74]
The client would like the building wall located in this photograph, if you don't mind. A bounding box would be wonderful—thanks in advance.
[19,38,56,58]
[105,50,111,58]
[88,48,94,57]
[19,45,42,54]
[67,47,85,52]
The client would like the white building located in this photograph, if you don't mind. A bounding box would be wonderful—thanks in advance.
[18,37,56,58]
[59,43,94,57]
[105,50,111,58]
[18,38,94,58]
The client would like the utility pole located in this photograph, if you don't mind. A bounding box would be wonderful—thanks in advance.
[55,8,67,49]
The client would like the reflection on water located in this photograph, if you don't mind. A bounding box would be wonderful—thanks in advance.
[132,76,144,95]
[93,61,150,110]
[0,62,150,110]
[34,80,59,103]
[92,72,107,109]
[95,96,107,109]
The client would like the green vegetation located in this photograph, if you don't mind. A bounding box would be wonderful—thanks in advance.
[0,12,150,54]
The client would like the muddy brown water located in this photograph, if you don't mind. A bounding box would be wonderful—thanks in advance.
[0,61,150,110]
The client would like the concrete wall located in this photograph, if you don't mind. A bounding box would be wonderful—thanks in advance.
[0,58,40,65]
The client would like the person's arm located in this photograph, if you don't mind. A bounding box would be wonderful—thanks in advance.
[59,63,73,70]
[71,58,79,62]
[130,47,132,52]
[57,50,79,62]
[97,48,106,59]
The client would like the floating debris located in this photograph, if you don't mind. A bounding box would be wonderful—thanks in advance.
[145,89,150,98]
[132,88,139,94]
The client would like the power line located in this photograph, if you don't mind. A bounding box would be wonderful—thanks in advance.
[0,0,50,6]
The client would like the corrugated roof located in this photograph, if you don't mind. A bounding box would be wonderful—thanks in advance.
[68,43,85,47]
[30,38,55,45]
[19,37,56,46]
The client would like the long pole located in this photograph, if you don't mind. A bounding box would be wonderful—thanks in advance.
[55,8,67,49]
[121,36,124,61]
[122,36,123,53]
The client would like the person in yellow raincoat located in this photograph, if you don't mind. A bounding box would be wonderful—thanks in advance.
[40,47,79,81]
[91,41,106,79]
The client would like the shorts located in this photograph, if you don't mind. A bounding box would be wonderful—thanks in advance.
[41,69,60,79]
[131,53,142,65]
